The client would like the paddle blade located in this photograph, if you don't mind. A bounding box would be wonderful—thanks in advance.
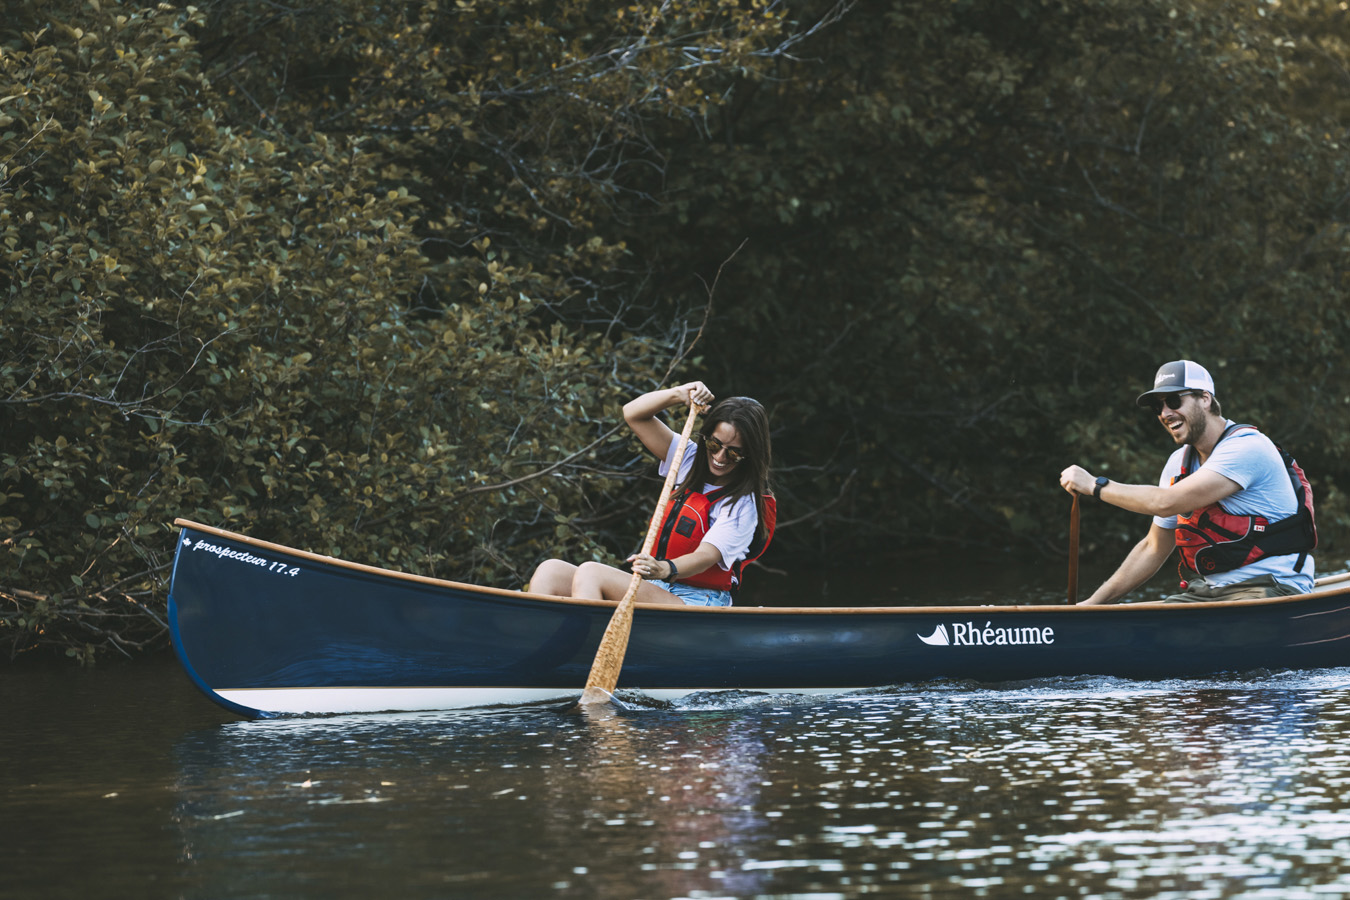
[578,686,616,707]
[580,577,640,703]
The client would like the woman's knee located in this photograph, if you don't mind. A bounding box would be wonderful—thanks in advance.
[528,559,576,595]
[573,560,626,598]
[573,560,611,587]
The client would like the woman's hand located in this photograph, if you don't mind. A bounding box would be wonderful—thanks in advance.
[628,553,665,580]
[673,381,714,409]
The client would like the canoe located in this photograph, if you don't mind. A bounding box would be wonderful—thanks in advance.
[168,519,1350,719]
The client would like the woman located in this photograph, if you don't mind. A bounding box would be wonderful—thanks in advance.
[528,381,775,607]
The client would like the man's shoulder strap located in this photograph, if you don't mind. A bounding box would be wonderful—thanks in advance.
[1221,422,1258,441]
[1185,422,1256,471]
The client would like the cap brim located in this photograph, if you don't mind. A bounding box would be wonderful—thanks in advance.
[1135,388,1169,407]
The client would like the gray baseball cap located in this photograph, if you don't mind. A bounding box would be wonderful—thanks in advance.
[1135,360,1217,407]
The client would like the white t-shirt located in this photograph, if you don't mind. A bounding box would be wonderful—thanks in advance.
[1154,422,1314,592]
[658,436,758,571]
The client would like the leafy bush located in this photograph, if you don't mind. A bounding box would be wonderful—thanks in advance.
[1,0,790,658]
[6,0,1350,660]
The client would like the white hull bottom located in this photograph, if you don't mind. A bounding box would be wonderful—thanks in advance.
[215,685,848,717]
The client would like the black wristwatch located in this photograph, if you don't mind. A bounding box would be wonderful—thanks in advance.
[661,558,679,582]
[1093,476,1110,499]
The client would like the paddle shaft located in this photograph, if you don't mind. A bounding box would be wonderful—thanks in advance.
[580,400,701,705]
[1067,493,1080,604]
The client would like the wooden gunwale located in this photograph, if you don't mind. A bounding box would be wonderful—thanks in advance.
[174,519,1349,615]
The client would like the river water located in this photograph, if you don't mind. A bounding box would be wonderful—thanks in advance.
[8,558,1350,899]
[8,658,1350,899]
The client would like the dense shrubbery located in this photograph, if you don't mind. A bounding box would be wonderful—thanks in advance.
[0,0,788,658]
[639,0,1350,560]
[4,0,1349,660]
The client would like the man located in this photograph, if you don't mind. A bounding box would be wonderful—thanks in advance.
[1060,360,1315,605]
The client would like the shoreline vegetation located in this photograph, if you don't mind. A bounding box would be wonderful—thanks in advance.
[6,0,1350,661]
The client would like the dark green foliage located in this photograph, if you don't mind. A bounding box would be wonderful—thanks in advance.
[636,0,1350,559]
[1,0,786,658]
[3,0,1349,659]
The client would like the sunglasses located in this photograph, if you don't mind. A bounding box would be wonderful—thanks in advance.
[701,434,745,465]
[1145,391,1198,415]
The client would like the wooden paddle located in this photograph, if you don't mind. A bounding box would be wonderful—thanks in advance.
[1067,493,1080,604]
[1314,571,1350,588]
[579,399,702,706]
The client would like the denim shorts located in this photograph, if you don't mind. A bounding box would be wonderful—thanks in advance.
[663,581,733,607]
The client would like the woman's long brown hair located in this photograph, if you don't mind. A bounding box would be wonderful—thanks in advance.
[676,396,774,545]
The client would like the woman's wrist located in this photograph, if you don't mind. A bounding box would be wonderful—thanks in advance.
[661,558,679,582]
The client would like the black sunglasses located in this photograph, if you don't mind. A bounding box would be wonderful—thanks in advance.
[1145,391,1197,415]
[701,434,745,465]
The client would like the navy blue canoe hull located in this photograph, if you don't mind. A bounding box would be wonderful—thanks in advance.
[168,520,1350,718]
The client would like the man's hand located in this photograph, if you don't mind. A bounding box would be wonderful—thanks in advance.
[1059,465,1095,496]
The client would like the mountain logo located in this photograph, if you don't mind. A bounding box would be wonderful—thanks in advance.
[918,624,950,646]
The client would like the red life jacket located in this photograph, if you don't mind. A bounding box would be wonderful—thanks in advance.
[652,487,777,595]
[1172,423,1317,579]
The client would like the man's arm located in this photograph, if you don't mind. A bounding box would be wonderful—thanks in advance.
[1061,465,1240,518]
[1079,522,1176,605]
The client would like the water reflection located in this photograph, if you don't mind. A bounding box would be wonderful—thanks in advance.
[170,697,785,898]
[728,681,1350,898]
[160,673,1350,899]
